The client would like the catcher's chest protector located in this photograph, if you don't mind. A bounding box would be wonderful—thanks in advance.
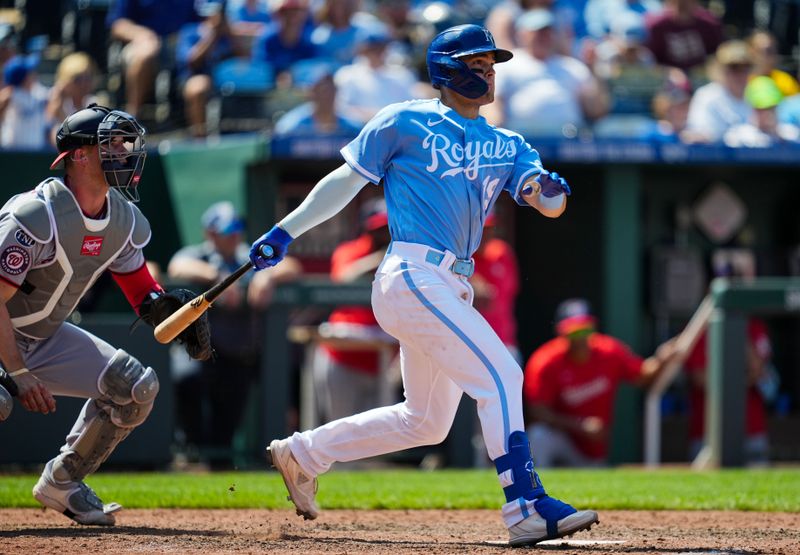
[6,179,138,339]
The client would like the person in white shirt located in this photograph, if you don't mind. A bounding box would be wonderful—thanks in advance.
[333,24,420,124]
[686,40,754,143]
[484,9,609,137]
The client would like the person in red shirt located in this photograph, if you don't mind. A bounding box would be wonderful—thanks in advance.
[523,298,676,466]
[645,0,723,73]
[684,319,771,465]
[313,198,393,422]
[471,213,521,361]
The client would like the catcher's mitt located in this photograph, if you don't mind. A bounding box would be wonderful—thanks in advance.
[140,289,213,361]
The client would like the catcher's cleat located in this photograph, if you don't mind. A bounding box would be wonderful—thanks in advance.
[508,495,598,547]
[266,439,319,520]
[33,462,121,526]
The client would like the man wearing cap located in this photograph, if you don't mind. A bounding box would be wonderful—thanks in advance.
[685,40,755,142]
[523,299,676,466]
[0,54,49,150]
[167,201,301,467]
[724,76,800,147]
[313,197,394,423]
[484,8,609,137]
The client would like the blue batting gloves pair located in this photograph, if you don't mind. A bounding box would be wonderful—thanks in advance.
[249,225,293,270]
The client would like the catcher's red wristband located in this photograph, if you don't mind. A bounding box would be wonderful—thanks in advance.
[111,263,165,315]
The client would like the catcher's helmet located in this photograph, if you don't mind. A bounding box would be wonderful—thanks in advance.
[50,104,147,202]
[426,24,512,99]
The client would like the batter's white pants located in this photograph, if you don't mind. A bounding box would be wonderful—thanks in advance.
[288,241,525,477]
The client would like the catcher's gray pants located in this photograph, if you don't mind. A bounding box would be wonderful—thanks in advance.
[15,323,150,475]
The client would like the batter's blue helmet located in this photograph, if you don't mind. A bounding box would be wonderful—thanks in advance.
[426,24,512,99]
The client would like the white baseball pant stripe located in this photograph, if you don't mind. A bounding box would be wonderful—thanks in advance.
[288,241,524,477]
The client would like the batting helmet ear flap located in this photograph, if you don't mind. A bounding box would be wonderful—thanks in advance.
[428,55,489,99]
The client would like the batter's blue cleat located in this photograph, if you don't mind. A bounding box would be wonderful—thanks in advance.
[508,495,598,547]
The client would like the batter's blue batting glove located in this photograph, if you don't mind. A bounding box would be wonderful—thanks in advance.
[535,171,571,197]
[250,225,293,270]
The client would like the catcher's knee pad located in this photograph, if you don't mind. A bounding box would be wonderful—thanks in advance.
[98,349,159,411]
[493,431,546,503]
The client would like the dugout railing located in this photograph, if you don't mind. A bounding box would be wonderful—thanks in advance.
[645,277,800,468]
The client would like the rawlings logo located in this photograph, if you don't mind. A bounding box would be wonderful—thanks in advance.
[412,118,516,180]
[14,229,35,247]
[81,236,104,256]
[0,245,30,275]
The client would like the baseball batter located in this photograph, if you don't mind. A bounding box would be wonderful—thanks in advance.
[0,104,210,526]
[250,25,599,546]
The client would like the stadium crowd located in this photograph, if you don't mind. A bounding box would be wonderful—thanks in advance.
[0,0,798,147]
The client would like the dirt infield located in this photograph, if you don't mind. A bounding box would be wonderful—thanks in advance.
[1,509,798,554]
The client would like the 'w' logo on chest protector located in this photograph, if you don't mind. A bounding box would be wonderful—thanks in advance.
[413,119,516,181]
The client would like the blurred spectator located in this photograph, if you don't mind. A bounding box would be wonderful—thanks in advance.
[313,197,393,422]
[644,0,723,73]
[471,214,521,362]
[747,29,800,98]
[167,201,302,466]
[273,59,362,136]
[684,253,772,466]
[176,5,248,137]
[334,24,420,124]
[523,298,677,467]
[311,0,379,66]
[252,0,316,80]
[685,40,754,143]
[486,8,609,137]
[45,53,100,139]
[645,68,706,142]
[485,0,581,53]
[107,0,201,118]
[777,84,800,128]
[724,76,800,147]
[592,10,655,81]
[591,9,666,124]
[0,22,16,69]
[0,54,50,150]
[228,0,272,38]
[583,0,660,41]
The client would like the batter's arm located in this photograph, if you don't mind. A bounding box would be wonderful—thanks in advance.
[279,163,369,238]
[0,280,56,414]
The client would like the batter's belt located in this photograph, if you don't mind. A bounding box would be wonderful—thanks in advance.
[388,241,475,278]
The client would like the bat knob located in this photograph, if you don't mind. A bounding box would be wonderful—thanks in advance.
[259,244,274,258]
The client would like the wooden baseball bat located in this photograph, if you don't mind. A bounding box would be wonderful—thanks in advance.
[153,245,273,344]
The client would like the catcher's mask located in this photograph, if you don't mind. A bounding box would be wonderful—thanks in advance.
[426,24,512,99]
[51,104,147,202]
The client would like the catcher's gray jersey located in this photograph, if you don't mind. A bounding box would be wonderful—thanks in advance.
[0,178,150,339]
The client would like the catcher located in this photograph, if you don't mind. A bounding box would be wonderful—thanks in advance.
[0,104,210,526]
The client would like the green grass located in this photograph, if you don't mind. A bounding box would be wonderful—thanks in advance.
[1,468,798,511]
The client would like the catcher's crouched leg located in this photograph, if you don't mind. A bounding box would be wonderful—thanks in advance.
[33,349,159,525]
[0,368,18,421]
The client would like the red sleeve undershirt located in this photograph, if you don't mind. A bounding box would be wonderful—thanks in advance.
[111,263,164,315]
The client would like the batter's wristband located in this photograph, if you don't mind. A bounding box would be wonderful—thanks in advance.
[9,368,29,377]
